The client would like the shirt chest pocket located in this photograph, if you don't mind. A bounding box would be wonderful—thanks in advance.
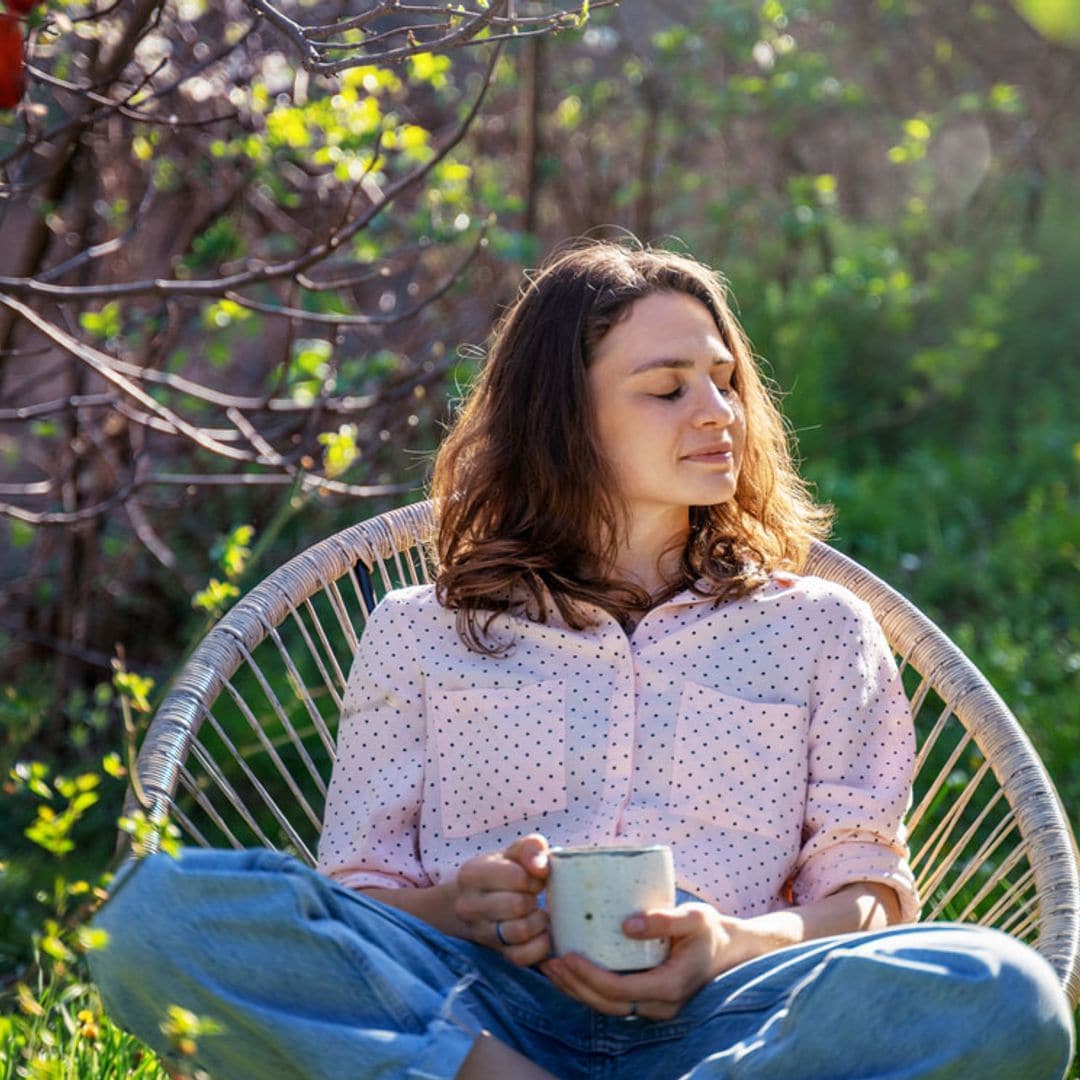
[427,678,567,840]
[669,682,808,842]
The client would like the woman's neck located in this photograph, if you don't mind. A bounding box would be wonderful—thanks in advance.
[607,507,690,596]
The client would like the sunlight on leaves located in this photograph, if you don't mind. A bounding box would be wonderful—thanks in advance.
[318,424,359,478]
[192,578,240,616]
[1012,0,1080,43]
[112,669,155,714]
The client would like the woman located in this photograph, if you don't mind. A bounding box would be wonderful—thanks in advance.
[91,242,1073,1079]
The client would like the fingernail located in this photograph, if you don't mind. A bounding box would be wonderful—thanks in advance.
[624,916,645,933]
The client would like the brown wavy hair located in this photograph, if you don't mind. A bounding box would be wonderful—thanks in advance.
[431,239,832,651]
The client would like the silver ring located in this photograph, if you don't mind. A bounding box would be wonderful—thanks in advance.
[627,1001,638,1019]
[495,921,510,947]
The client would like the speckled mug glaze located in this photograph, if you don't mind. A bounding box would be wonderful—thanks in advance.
[547,845,675,971]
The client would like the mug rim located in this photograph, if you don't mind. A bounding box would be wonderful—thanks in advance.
[548,844,670,858]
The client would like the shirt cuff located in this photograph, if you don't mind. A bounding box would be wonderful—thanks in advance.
[792,842,922,923]
[321,867,428,892]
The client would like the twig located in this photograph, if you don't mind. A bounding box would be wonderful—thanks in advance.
[149,472,417,497]
[0,480,53,496]
[223,226,488,326]
[0,485,138,524]
[226,407,285,465]
[0,391,118,420]
[317,2,508,72]
[0,621,115,669]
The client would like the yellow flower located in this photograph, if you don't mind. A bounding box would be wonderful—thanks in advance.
[77,1011,100,1040]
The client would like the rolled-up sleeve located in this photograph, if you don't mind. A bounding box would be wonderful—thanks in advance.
[791,593,921,922]
[316,592,431,891]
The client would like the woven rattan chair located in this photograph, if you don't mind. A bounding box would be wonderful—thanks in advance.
[124,498,1080,1006]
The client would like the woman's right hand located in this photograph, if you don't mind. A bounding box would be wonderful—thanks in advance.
[453,833,551,967]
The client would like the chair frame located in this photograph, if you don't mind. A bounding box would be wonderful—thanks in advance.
[125,499,1080,1006]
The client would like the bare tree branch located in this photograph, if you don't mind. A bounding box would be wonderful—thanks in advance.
[0,485,140,525]
[223,224,488,325]
[0,392,119,421]
[242,0,615,71]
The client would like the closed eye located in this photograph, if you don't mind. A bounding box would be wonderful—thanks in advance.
[654,384,736,402]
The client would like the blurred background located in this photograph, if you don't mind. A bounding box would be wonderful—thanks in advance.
[0,0,1078,1056]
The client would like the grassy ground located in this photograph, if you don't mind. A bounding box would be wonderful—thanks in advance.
[1,982,172,1079]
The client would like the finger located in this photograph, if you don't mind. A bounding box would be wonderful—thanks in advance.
[541,959,622,1014]
[504,833,550,883]
[501,928,552,969]
[491,907,549,948]
[458,855,543,896]
[622,902,712,946]
[553,951,678,1005]
[457,887,539,925]
[622,906,706,940]
[542,959,677,1019]
[490,910,549,968]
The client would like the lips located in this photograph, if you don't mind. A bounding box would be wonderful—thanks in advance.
[682,444,734,462]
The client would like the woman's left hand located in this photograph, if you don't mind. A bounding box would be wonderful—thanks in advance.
[539,903,763,1021]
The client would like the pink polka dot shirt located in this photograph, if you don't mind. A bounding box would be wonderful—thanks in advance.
[317,574,920,922]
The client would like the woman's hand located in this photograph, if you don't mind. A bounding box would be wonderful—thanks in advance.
[540,903,765,1021]
[539,882,903,1020]
[453,833,552,967]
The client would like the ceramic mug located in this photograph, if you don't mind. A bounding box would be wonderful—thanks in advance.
[547,844,675,971]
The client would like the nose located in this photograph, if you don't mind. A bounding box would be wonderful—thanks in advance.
[693,382,736,427]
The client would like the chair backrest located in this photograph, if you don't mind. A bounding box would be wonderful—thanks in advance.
[126,499,1080,1005]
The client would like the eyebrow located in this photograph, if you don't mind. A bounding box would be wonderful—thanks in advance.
[630,353,735,375]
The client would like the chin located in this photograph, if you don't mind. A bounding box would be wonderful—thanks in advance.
[701,482,738,505]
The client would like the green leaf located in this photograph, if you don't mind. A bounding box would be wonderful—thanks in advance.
[113,670,155,713]
[79,302,122,341]
[102,752,127,779]
[291,338,333,377]
[318,424,360,478]
[192,578,240,616]
[408,52,451,89]
[211,524,256,580]
[70,791,100,815]
[988,83,1023,114]
[903,117,931,141]
[29,777,52,800]
[1011,0,1080,44]
[76,926,110,952]
[204,299,252,330]
[266,106,311,149]
[10,520,34,549]
[39,933,74,962]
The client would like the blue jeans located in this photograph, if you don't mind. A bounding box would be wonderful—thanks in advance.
[89,848,1074,1079]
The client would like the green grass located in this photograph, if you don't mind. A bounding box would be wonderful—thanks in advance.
[0,974,170,1080]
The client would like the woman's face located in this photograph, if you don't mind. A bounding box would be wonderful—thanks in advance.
[587,290,746,526]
